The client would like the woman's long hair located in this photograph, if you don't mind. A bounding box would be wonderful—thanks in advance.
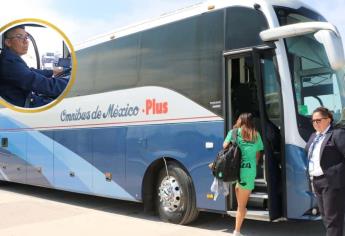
[233,113,258,142]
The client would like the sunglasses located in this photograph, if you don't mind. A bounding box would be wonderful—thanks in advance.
[311,117,328,124]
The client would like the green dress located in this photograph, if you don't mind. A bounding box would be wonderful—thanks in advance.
[224,128,264,190]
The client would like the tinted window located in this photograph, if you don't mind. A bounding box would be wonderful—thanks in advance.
[138,10,224,115]
[262,55,282,128]
[71,10,224,115]
[225,7,268,50]
[70,7,268,116]
[274,6,326,26]
[70,34,139,96]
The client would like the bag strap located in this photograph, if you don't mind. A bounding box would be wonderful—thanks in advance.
[231,128,239,144]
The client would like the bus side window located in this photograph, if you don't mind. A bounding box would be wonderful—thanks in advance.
[262,58,281,128]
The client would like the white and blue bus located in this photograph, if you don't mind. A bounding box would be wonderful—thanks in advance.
[0,0,345,224]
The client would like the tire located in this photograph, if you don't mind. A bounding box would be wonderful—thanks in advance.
[156,163,198,225]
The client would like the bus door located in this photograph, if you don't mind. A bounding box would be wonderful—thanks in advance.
[224,47,284,221]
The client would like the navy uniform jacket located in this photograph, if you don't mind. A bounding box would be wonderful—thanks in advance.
[0,48,68,108]
[305,127,345,189]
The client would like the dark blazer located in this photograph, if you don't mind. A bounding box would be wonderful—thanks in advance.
[0,48,68,107]
[305,127,345,189]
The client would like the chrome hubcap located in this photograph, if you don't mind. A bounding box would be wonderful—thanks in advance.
[158,176,182,212]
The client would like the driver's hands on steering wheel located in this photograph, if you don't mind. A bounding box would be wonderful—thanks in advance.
[52,67,64,77]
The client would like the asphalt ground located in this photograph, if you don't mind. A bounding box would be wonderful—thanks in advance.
[0,182,335,236]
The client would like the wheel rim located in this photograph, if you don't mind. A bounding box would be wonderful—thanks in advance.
[158,175,182,212]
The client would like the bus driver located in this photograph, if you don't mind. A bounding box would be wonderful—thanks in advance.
[0,25,68,108]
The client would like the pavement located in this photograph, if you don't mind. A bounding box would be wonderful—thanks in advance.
[0,182,331,236]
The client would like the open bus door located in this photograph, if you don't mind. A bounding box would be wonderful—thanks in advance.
[224,47,284,221]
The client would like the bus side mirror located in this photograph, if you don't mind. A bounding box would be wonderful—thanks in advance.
[260,22,345,71]
[314,30,345,70]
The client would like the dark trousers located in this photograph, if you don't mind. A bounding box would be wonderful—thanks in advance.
[313,176,345,236]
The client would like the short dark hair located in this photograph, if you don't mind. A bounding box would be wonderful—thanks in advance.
[4,25,25,39]
[312,107,334,123]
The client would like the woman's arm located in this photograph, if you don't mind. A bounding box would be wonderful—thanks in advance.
[223,141,230,149]
[223,130,233,149]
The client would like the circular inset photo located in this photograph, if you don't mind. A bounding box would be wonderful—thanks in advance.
[0,19,76,112]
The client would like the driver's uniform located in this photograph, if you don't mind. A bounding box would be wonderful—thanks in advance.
[0,48,68,108]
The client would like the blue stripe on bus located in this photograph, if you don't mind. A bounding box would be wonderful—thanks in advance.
[1,113,226,210]
[0,116,135,201]
[285,144,318,219]
[45,121,226,210]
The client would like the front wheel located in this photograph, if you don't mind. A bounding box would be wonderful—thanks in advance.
[156,163,198,225]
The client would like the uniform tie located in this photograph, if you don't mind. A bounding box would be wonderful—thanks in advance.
[308,133,323,160]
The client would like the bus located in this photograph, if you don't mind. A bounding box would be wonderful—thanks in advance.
[0,0,344,224]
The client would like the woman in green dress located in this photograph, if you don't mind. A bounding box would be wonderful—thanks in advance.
[223,113,264,236]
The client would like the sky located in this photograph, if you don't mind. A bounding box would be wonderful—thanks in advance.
[1,0,344,48]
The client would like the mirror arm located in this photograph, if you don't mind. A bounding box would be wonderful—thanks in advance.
[260,22,339,42]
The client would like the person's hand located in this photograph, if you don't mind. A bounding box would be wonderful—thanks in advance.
[208,162,214,170]
[53,67,63,77]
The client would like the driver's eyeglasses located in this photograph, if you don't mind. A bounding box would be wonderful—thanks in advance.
[6,34,29,41]
[311,117,328,124]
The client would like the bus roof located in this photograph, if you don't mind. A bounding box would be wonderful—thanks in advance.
[76,0,314,51]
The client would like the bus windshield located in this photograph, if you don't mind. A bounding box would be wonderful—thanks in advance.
[275,7,345,132]
[286,33,345,121]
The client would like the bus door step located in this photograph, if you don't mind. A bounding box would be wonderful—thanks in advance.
[250,192,268,199]
[248,192,268,209]
[227,210,270,221]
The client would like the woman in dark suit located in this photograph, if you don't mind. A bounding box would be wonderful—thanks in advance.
[306,107,345,236]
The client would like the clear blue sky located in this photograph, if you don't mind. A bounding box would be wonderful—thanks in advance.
[1,0,344,46]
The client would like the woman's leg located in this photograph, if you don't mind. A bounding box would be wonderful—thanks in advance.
[235,186,251,233]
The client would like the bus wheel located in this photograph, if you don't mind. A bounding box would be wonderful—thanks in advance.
[156,163,198,225]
